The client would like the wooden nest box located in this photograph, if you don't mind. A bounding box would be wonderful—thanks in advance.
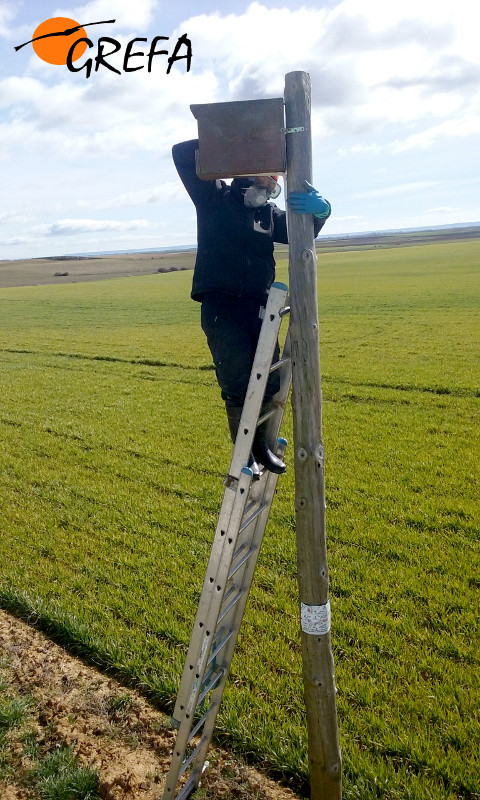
[190,98,286,180]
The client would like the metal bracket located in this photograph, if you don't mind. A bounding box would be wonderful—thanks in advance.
[224,475,239,490]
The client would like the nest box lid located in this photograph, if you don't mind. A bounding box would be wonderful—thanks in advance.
[190,98,286,180]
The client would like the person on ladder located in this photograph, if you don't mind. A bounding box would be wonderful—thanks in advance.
[172,138,331,476]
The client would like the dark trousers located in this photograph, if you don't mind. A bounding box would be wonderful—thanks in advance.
[200,292,280,408]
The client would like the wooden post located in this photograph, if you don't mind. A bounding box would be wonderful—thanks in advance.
[284,71,342,799]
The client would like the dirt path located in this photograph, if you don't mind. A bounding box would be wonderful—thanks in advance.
[0,609,300,800]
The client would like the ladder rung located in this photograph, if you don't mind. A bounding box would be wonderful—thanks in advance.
[173,773,198,800]
[218,587,245,623]
[197,667,224,705]
[232,541,247,560]
[257,410,274,426]
[188,702,217,743]
[239,502,267,533]
[242,498,257,516]
[269,355,291,374]
[179,736,207,778]
[219,583,237,606]
[228,545,257,579]
[207,628,235,666]
[199,662,219,693]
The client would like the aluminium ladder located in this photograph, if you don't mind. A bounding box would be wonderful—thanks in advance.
[162,282,292,799]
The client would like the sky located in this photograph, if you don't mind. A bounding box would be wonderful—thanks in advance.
[1,0,479,259]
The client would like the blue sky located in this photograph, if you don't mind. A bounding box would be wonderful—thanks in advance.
[1,0,479,259]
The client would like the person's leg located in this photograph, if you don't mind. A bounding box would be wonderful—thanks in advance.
[246,301,285,474]
[201,293,285,474]
[201,294,260,476]
[201,293,254,407]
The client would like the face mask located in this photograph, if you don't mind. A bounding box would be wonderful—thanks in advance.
[243,184,269,208]
[242,177,281,208]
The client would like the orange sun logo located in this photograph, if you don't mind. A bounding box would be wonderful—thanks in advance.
[14,19,192,78]
[31,17,88,65]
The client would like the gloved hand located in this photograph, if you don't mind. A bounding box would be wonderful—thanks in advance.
[288,181,331,219]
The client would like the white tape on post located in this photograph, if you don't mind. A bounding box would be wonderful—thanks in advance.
[301,600,331,636]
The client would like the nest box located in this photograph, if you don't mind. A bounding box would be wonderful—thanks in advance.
[190,98,286,180]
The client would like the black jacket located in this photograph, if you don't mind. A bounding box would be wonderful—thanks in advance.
[172,139,327,301]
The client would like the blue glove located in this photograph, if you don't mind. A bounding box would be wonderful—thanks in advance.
[288,180,331,219]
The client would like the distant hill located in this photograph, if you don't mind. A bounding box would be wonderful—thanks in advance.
[1,224,479,288]
[314,223,480,252]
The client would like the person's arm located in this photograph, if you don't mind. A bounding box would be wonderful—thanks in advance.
[172,139,217,206]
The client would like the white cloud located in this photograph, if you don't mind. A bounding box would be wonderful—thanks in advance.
[175,0,480,141]
[0,64,215,159]
[0,209,30,225]
[337,142,382,156]
[88,182,184,210]
[56,0,160,31]
[0,2,18,38]
[35,218,149,237]
[392,115,480,152]
[3,0,479,164]
[353,181,439,199]
[426,206,461,214]
[1,235,28,246]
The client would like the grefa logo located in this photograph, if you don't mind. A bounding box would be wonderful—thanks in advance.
[15,17,192,78]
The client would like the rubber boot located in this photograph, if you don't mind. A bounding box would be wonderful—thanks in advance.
[252,404,286,474]
[225,405,261,480]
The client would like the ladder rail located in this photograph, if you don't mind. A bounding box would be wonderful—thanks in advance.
[163,285,292,800]
[228,283,289,480]
[164,442,288,799]
[178,444,287,784]
[172,466,253,724]
[172,284,290,727]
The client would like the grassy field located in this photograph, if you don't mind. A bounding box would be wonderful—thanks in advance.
[1,240,479,799]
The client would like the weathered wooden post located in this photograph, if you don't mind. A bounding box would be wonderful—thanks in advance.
[284,71,342,799]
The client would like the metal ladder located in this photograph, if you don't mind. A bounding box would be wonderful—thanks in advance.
[162,282,292,799]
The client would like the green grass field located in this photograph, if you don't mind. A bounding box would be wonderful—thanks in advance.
[1,240,479,799]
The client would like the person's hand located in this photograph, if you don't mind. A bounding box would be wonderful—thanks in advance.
[288,181,331,219]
